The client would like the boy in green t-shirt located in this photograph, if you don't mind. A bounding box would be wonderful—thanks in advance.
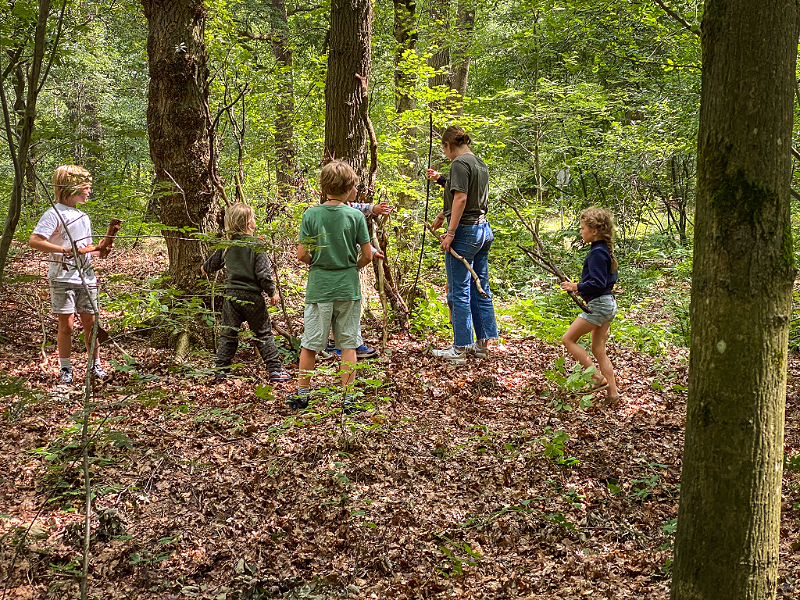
[289,161,372,412]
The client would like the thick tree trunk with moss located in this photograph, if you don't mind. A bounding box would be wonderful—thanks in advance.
[142,0,221,291]
[324,0,372,180]
[670,2,799,599]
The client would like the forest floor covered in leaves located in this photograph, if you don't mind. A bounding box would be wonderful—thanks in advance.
[1,247,800,600]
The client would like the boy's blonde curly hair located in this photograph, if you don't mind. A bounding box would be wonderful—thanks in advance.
[224,203,255,238]
[580,207,618,273]
[53,165,92,204]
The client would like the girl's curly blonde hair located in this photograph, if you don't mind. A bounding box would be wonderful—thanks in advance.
[580,207,618,273]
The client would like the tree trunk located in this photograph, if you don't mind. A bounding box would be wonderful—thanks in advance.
[447,0,475,116]
[393,0,418,208]
[671,1,799,599]
[324,0,372,180]
[270,0,296,201]
[142,0,221,291]
[0,1,51,280]
[427,1,450,117]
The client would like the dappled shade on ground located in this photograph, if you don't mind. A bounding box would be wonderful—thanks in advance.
[1,247,799,599]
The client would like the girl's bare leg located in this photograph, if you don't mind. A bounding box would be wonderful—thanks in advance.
[561,317,603,383]
[591,321,618,397]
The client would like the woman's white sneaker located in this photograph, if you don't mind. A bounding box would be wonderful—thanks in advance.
[430,345,466,364]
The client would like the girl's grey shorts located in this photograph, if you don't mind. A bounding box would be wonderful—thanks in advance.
[579,294,617,326]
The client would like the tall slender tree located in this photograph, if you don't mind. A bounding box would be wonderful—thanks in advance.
[671,1,799,599]
[393,0,418,207]
[142,0,222,291]
[0,0,56,279]
[269,0,296,200]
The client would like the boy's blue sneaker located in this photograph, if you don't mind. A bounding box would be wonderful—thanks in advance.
[60,367,73,385]
[327,344,378,360]
[356,345,378,359]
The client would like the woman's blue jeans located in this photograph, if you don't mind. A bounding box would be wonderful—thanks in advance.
[445,222,498,347]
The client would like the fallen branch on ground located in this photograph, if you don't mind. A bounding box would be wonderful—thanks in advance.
[424,222,488,298]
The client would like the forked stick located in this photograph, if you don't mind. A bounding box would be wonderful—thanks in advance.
[503,200,592,313]
[425,222,488,298]
[85,218,122,258]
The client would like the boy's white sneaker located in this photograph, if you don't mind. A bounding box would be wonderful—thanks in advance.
[430,345,466,364]
[91,364,108,380]
[466,343,490,359]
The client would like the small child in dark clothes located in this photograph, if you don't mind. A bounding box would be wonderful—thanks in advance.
[201,203,291,383]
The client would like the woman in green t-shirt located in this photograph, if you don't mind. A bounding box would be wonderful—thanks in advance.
[426,126,498,363]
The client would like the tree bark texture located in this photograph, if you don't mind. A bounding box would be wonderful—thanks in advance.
[393,0,418,207]
[447,0,475,116]
[0,0,50,280]
[269,0,296,200]
[142,0,221,291]
[324,0,372,178]
[671,2,799,599]
[427,0,450,117]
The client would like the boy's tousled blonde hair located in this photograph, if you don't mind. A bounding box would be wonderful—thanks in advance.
[580,207,618,273]
[224,203,255,237]
[53,165,92,204]
[320,160,359,197]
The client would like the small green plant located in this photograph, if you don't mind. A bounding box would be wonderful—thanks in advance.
[544,357,596,410]
[538,427,579,466]
[194,405,248,432]
[630,462,674,501]
[410,286,451,336]
[129,535,179,567]
[0,373,42,421]
[436,536,482,577]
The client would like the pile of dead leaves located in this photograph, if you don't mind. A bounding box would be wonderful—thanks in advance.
[1,246,799,600]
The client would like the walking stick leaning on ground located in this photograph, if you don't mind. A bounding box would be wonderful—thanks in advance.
[503,200,592,314]
[424,221,488,298]
[82,218,124,343]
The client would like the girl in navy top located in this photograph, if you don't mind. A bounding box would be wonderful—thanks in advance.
[560,208,619,403]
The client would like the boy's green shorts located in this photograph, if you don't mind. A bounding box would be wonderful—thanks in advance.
[302,299,361,351]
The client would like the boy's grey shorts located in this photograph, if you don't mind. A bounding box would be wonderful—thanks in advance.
[49,281,98,315]
[579,294,617,326]
[302,300,361,351]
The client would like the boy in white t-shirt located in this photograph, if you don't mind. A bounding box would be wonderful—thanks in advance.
[29,165,106,384]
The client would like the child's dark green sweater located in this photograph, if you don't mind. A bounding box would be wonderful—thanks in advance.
[202,234,276,296]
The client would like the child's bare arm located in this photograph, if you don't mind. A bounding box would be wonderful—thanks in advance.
[29,233,73,255]
[297,244,312,265]
[357,242,372,269]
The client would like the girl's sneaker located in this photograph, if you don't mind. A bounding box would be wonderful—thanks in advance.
[60,367,73,384]
[430,345,466,364]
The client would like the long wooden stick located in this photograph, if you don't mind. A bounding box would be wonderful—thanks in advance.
[87,218,122,258]
[425,222,488,298]
[504,200,592,313]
